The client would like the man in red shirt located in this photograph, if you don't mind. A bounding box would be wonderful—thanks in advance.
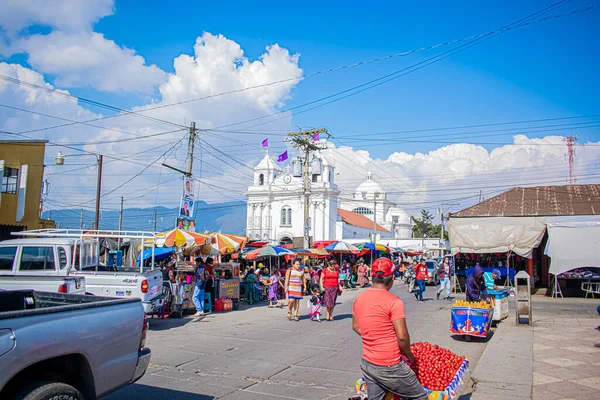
[414,258,429,302]
[352,258,427,400]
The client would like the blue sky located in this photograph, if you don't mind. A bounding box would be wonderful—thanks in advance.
[63,0,600,158]
[1,0,600,211]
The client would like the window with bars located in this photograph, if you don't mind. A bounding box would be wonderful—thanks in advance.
[2,167,18,194]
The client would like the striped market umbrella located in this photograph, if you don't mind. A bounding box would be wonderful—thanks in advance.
[356,243,390,252]
[211,233,248,254]
[324,241,360,253]
[154,228,211,247]
[324,241,360,265]
[245,245,294,260]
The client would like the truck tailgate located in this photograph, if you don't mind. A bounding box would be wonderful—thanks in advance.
[78,269,163,303]
[144,269,163,301]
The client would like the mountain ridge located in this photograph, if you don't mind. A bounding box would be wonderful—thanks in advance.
[42,200,247,234]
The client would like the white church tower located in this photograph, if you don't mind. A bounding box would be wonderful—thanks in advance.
[245,152,340,245]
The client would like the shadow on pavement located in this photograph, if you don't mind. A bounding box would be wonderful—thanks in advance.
[147,317,193,331]
[102,384,214,399]
[330,313,353,321]
[450,330,495,343]
[457,393,472,400]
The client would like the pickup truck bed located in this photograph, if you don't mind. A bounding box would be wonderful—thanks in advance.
[0,290,151,400]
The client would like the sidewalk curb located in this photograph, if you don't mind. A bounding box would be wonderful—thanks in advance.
[470,320,533,400]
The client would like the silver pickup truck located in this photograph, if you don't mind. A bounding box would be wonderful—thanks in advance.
[0,290,151,400]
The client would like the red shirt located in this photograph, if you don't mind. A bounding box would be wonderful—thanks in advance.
[322,268,339,287]
[415,264,429,281]
[353,288,406,366]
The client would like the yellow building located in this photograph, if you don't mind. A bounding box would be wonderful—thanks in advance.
[0,140,55,240]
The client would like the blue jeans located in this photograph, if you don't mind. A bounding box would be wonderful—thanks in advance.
[437,278,451,298]
[193,285,205,312]
[416,280,426,300]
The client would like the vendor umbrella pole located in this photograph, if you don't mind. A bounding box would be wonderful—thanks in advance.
[505,251,514,289]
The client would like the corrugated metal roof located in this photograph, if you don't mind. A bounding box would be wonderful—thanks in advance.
[451,185,600,218]
[337,208,390,232]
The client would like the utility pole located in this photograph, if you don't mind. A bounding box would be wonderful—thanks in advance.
[372,193,377,244]
[286,128,328,249]
[94,155,103,230]
[119,197,124,231]
[478,190,482,203]
[153,208,158,231]
[79,209,84,230]
[185,122,196,177]
[162,121,197,178]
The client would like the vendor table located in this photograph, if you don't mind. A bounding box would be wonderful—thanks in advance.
[488,289,509,321]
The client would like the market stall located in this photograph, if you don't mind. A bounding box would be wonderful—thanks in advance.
[243,245,294,304]
[151,228,212,317]
[545,216,600,298]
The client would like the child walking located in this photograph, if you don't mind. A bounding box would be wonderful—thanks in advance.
[308,288,322,322]
[268,270,283,308]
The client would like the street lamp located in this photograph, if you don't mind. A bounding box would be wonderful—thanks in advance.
[55,151,104,230]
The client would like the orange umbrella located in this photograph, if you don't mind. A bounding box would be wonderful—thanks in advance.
[210,232,248,254]
[154,228,211,247]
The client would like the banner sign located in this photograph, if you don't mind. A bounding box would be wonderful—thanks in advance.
[449,307,493,338]
[183,177,194,200]
[179,197,195,218]
[176,217,196,232]
[16,164,28,222]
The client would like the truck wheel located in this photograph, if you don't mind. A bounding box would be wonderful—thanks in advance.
[17,381,84,400]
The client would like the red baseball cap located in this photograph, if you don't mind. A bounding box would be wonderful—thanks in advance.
[372,258,396,277]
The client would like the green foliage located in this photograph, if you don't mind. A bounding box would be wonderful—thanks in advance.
[411,209,449,240]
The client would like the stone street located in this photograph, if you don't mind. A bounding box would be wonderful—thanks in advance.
[104,282,487,400]
[103,283,599,400]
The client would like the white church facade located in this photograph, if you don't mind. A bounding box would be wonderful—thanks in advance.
[245,152,413,245]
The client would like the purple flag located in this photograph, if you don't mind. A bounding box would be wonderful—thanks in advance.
[313,133,320,141]
[262,138,268,148]
[277,151,288,162]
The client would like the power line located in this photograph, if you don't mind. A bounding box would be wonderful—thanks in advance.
[91,3,597,116]
[199,1,586,133]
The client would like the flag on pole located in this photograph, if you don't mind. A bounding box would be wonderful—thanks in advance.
[313,133,320,141]
[262,138,269,148]
[277,151,288,162]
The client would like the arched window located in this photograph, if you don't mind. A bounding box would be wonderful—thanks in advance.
[281,206,292,226]
[279,236,293,246]
[352,207,373,215]
[258,174,264,185]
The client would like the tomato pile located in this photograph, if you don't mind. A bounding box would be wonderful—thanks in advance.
[409,342,467,391]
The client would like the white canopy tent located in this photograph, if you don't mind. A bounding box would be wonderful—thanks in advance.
[545,215,600,276]
[448,216,547,258]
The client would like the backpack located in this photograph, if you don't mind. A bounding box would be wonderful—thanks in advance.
[197,267,208,283]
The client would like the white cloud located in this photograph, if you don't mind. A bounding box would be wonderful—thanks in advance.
[323,136,600,216]
[15,31,167,93]
[0,0,114,33]
[1,0,165,94]
[160,33,302,111]
[0,32,303,209]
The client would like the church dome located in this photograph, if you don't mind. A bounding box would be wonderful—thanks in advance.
[355,171,384,196]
